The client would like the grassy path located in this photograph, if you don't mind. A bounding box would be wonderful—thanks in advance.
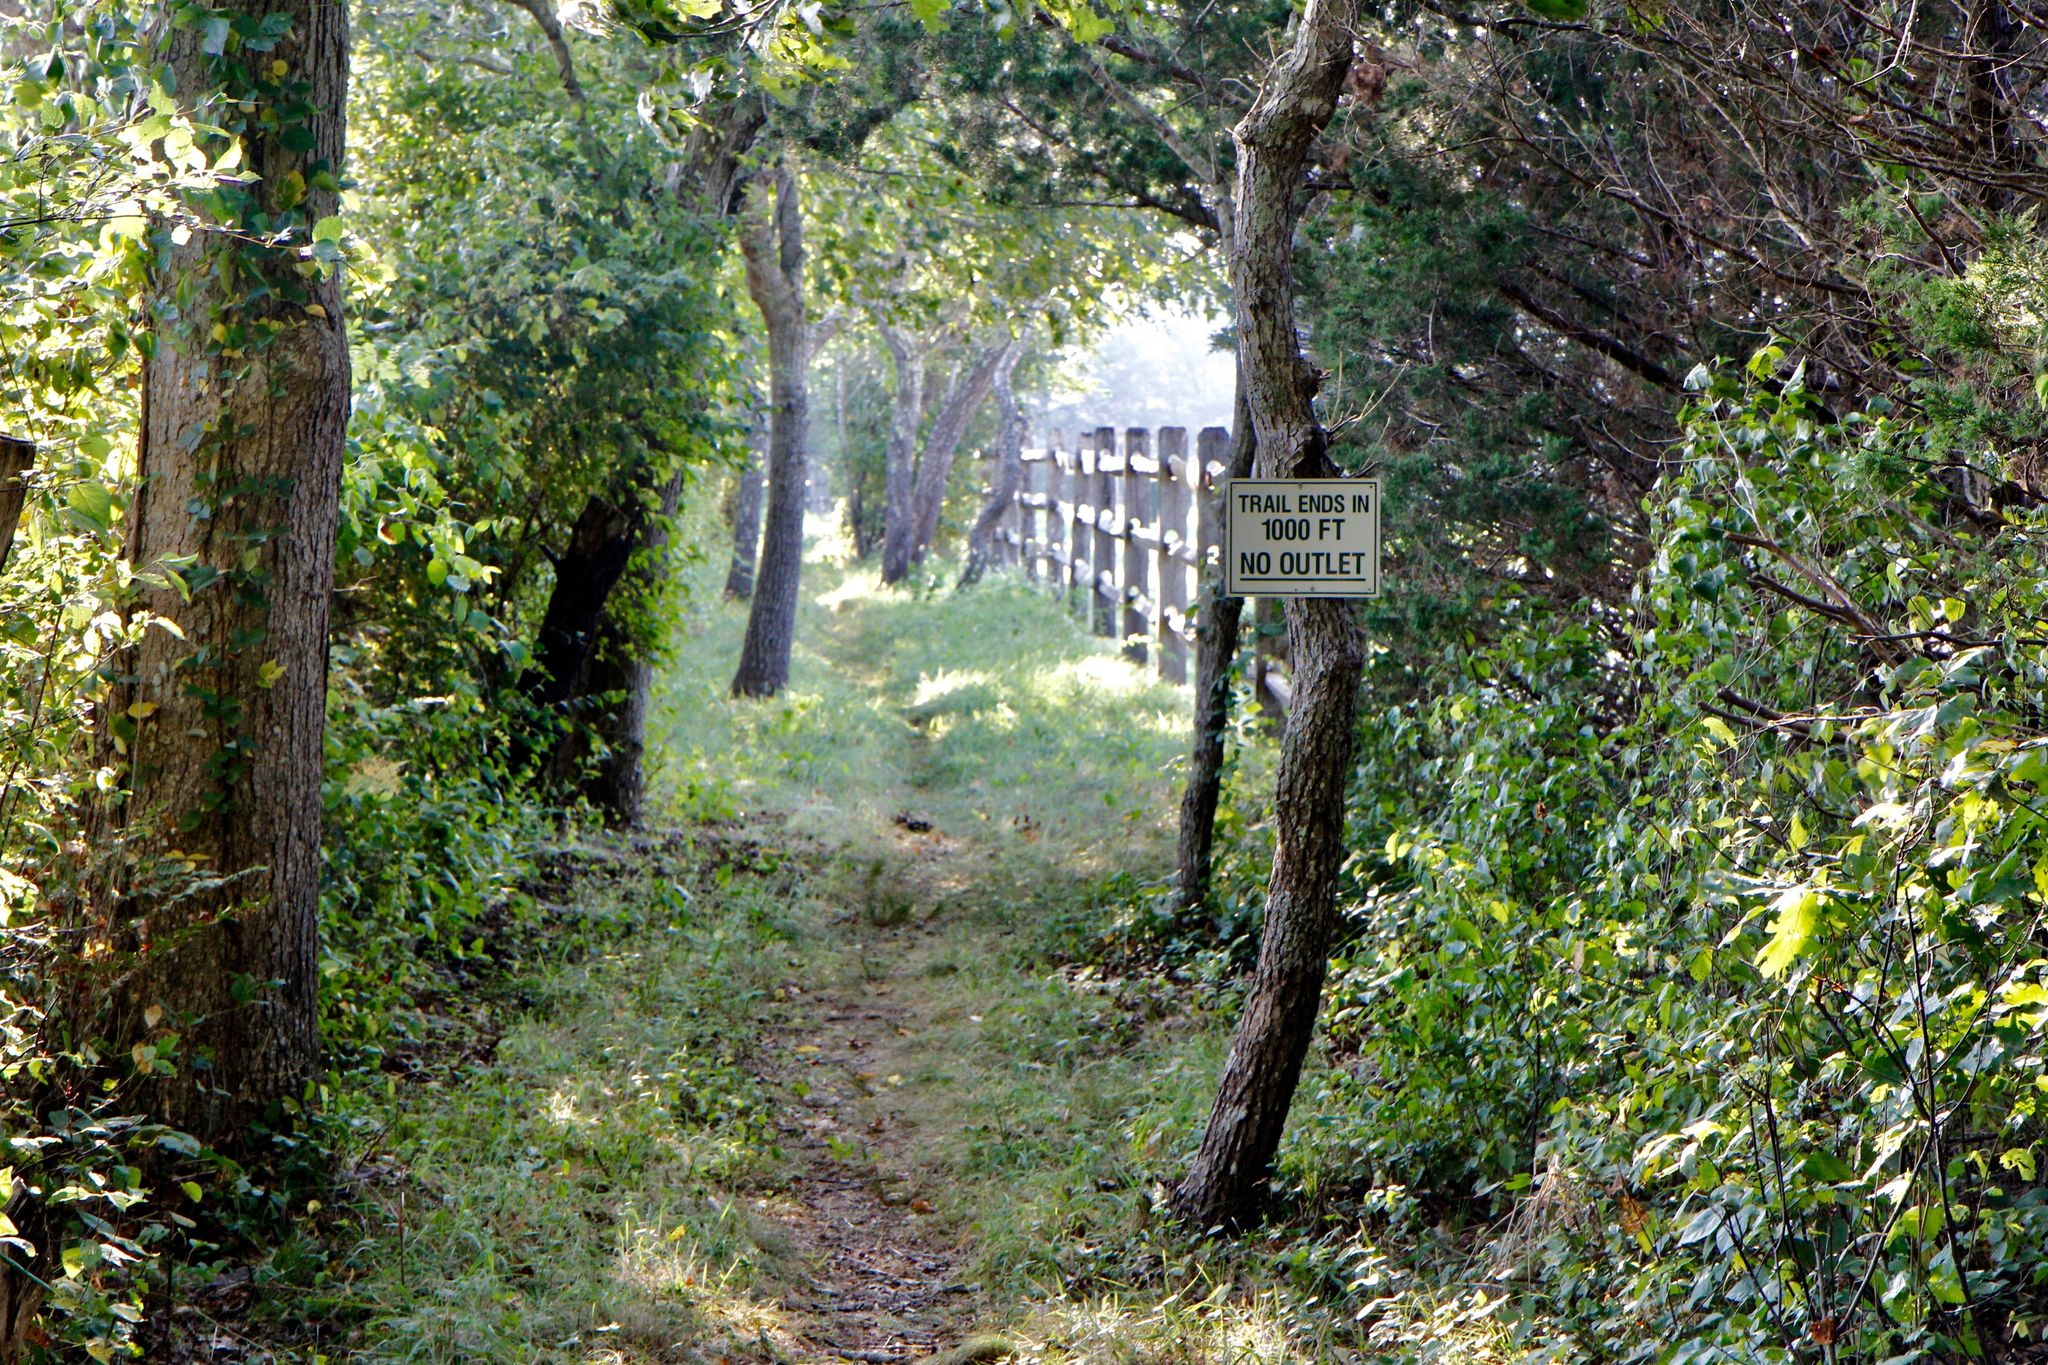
[651,546,1195,1362]
[306,533,1281,1363]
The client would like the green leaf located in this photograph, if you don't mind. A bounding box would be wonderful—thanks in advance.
[1757,887,1820,978]
[1802,1151,1854,1183]
[67,481,113,532]
[1523,0,1589,20]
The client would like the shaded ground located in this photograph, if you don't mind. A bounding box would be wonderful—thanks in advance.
[293,531,1245,1363]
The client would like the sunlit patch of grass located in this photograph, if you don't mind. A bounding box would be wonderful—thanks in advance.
[1016,1287,1327,1364]
[650,508,1189,889]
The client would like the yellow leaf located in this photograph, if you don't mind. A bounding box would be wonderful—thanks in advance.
[1758,888,1821,978]
[127,701,157,719]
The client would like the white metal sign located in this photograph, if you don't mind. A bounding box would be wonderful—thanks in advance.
[1222,478,1381,598]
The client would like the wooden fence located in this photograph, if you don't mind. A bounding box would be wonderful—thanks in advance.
[985,423,1284,696]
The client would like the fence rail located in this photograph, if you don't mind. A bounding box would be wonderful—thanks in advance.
[987,424,1254,690]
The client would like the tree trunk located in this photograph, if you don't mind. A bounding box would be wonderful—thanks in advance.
[575,472,684,824]
[878,323,925,585]
[908,341,1008,566]
[958,338,1030,588]
[524,491,640,720]
[1173,374,1256,911]
[731,167,811,699]
[83,0,350,1144]
[1172,0,1361,1230]
[723,420,766,600]
[0,436,32,576]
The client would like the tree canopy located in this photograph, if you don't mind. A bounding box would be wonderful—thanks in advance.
[3,0,2048,1359]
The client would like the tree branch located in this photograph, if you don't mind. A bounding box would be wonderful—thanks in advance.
[504,0,585,106]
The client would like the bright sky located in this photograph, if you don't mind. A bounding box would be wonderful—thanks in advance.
[1030,305,1235,444]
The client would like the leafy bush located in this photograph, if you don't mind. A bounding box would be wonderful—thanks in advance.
[1288,350,2048,1362]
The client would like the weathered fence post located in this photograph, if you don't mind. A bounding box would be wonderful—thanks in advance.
[1020,449,1039,581]
[0,437,32,576]
[1121,428,1151,664]
[1156,427,1189,683]
[1058,439,1079,609]
[1070,434,1090,615]
[1092,426,1118,638]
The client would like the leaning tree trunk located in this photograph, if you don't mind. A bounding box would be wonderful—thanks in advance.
[1173,370,1256,911]
[907,341,1008,566]
[574,472,685,824]
[878,323,925,585]
[84,0,351,1146]
[1172,0,1362,1230]
[522,489,639,732]
[957,338,1030,588]
[731,166,811,699]
[723,419,766,600]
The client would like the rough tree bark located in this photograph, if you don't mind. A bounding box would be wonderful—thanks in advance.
[10,7,348,1350]
[723,419,766,600]
[1172,0,1363,1229]
[83,0,350,1145]
[731,166,811,698]
[906,341,1009,567]
[957,338,1031,588]
[1172,372,1256,911]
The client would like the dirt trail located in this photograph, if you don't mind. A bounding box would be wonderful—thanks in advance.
[660,567,1167,1365]
[754,959,963,1361]
[743,831,995,1365]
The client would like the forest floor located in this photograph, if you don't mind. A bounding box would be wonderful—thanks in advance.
[278,527,1416,1364]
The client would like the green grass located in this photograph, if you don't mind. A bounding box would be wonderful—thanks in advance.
[298,847,814,1362]
[287,511,1442,1365]
[649,517,1192,879]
